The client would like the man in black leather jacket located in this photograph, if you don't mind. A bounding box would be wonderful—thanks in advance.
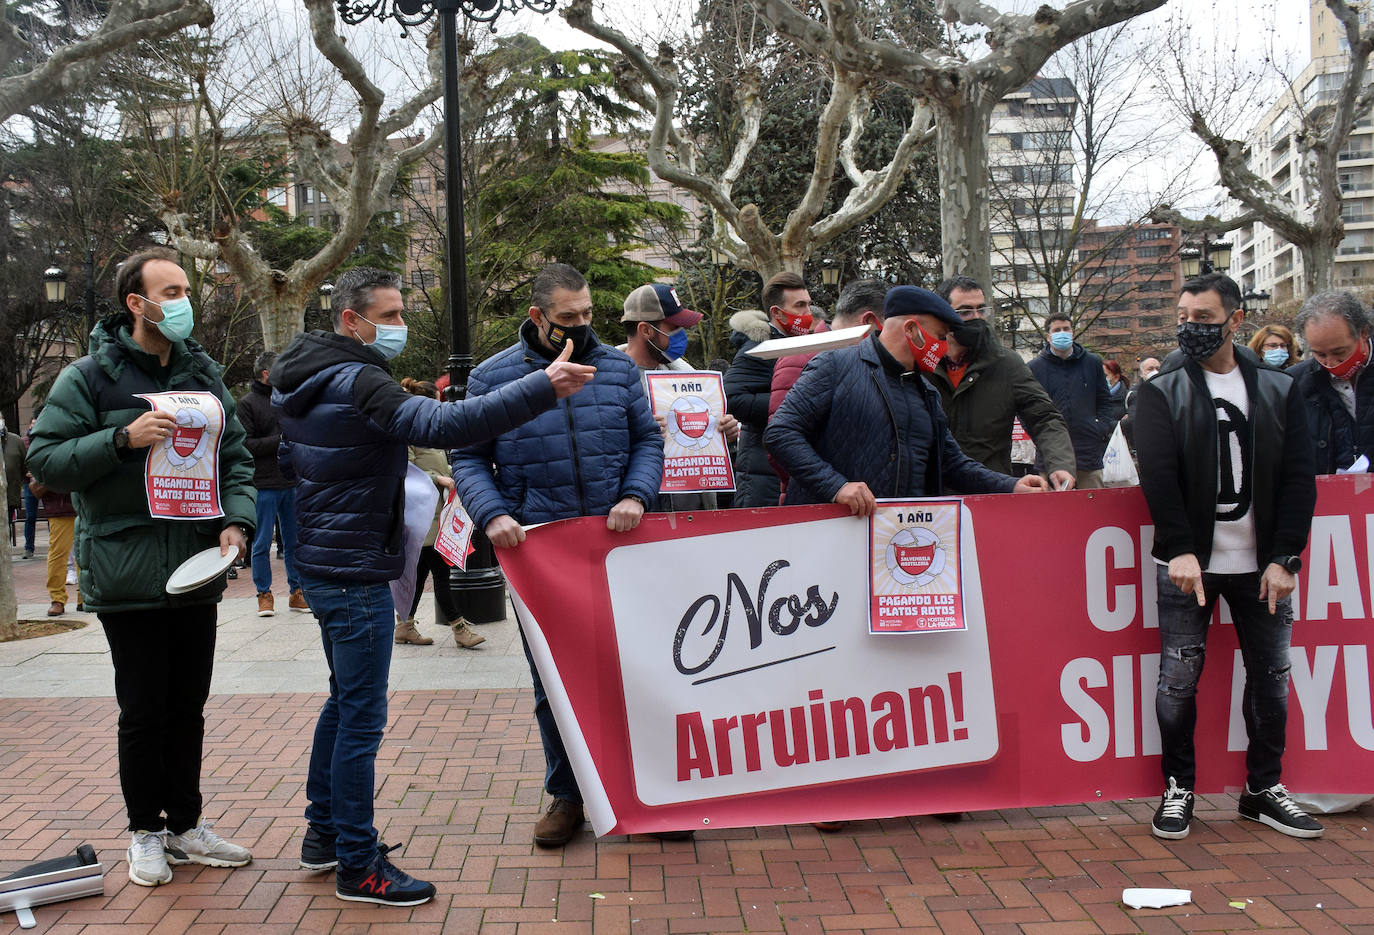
[1134,272,1320,842]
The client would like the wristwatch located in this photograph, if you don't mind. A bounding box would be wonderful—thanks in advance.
[1273,555,1303,574]
[113,426,131,451]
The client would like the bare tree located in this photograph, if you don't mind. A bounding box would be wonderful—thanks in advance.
[1154,0,1373,300]
[0,0,213,123]
[152,0,443,350]
[749,0,1168,295]
[564,0,936,280]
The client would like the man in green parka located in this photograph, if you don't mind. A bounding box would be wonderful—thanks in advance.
[27,248,257,888]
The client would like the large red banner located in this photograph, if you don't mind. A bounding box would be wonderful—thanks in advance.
[499,476,1374,836]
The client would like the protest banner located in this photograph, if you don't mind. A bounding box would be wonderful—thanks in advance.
[134,391,226,520]
[500,477,1374,837]
[643,371,734,494]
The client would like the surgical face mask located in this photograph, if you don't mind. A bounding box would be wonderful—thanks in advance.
[544,314,594,357]
[1049,330,1073,351]
[1177,320,1229,362]
[138,294,194,342]
[1263,347,1290,367]
[649,323,688,362]
[357,313,408,360]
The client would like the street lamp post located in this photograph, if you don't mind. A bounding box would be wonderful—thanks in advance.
[335,0,555,624]
[335,0,555,402]
[42,247,99,352]
[1242,288,1272,316]
[1180,234,1233,278]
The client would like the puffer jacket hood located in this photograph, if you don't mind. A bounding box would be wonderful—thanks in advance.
[730,309,773,344]
[271,330,387,407]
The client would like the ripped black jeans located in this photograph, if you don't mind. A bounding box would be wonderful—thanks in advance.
[1155,564,1293,791]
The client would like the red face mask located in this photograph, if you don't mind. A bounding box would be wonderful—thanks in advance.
[1323,337,1370,380]
[774,308,813,336]
[906,322,948,374]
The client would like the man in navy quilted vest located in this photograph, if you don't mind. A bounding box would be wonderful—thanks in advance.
[271,266,594,905]
[453,262,664,849]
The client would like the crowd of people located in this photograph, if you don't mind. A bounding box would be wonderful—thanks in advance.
[7,246,1371,906]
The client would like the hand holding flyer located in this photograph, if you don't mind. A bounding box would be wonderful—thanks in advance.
[643,371,735,494]
[435,488,477,568]
[135,391,227,520]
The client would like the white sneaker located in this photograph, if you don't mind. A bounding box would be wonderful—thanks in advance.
[165,820,252,868]
[65,569,77,586]
[127,830,173,886]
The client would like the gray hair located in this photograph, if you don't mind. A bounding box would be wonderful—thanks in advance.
[1295,290,1373,340]
[332,267,402,328]
[834,279,888,327]
[531,263,588,312]
[254,351,278,377]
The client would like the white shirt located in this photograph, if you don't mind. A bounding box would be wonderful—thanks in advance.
[1203,366,1257,573]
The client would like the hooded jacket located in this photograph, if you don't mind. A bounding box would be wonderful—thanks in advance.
[1134,346,1315,569]
[1028,341,1117,471]
[270,330,556,582]
[765,334,1017,504]
[26,312,256,612]
[724,309,784,507]
[452,320,662,531]
[925,320,1077,477]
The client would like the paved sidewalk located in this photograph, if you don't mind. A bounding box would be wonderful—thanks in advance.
[4,540,1374,933]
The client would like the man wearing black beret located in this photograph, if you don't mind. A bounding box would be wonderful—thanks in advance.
[766,286,1047,514]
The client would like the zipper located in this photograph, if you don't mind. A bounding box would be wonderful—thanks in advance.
[563,399,588,516]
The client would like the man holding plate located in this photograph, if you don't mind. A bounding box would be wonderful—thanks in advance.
[27,248,257,888]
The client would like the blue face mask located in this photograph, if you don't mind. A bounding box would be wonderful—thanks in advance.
[650,324,689,362]
[139,294,195,342]
[1263,347,1289,367]
[1049,331,1073,351]
[359,314,408,360]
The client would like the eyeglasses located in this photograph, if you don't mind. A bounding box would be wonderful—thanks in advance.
[954,305,992,319]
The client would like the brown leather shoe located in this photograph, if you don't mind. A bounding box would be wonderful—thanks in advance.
[395,618,434,645]
[533,798,584,848]
[288,589,310,613]
[256,592,275,617]
[47,602,65,617]
[811,821,847,833]
[450,619,486,649]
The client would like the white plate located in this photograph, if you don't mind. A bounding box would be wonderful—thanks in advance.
[166,546,238,594]
[743,324,873,360]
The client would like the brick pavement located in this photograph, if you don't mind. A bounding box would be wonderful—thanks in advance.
[4,537,1374,933]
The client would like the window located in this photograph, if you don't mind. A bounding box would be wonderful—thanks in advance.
[266,186,288,207]
[299,185,313,204]
[1135,228,1171,241]
[412,176,432,194]
[410,269,436,288]
[318,189,329,204]
[1135,245,1170,257]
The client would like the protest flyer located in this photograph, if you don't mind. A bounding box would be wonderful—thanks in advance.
[435,488,477,569]
[643,370,735,494]
[135,391,226,520]
[869,498,965,634]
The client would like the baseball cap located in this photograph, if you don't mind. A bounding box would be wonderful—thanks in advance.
[621,283,703,328]
[883,286,963,328]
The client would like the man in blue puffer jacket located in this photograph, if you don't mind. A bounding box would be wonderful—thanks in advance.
[766,286,1046,513]
[453,263,663,849]
[271,267,593,906]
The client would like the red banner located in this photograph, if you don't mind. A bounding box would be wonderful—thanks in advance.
[499,476,1374,836]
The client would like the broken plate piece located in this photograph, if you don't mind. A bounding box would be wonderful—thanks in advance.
[1123,888,1192,909]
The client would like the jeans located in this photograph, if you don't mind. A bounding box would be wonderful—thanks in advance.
[1155,565,1293,790]
[100,604,217,834]
[251,487,299,595]
[22,486,37,553]
[299,572,393,869]
[517,619,582,804]
[409,546,459,621]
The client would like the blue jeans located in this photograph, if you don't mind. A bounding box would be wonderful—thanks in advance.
[517,621,582,804]
[1155,565,1293,791]
[22,485,37,553]
[299,573,394,869]
[251,487,299,595]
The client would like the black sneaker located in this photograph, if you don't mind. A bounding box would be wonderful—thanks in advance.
[1238,782,1324,838]
[1151,776,1194,839]
[335,845,434,906]
[299,824,337,871]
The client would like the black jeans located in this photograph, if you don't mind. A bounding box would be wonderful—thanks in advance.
[409,546,459,622]
[1155,565,1293,791]
[100,604,217,834]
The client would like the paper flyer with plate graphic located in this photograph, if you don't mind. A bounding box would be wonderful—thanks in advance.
[870,499,964,634]
[135,391,226,520]
[434,488,477,569]
[643,370,734,494]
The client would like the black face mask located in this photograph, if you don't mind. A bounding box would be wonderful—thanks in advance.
[544,315,595,358]
[950,319,988,354]
[1177,321,1230,362]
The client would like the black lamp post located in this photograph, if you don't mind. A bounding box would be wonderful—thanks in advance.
[1180,234,1233,278]
[336,0,556,624]
[336,0,555,403]
[43,247,98,351]
[1242,288,1271,315]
